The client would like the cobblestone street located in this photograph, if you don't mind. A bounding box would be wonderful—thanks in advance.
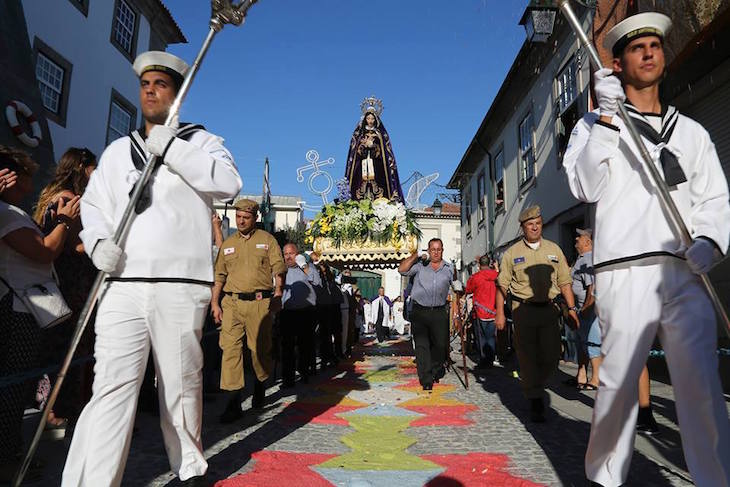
[22,333,710,486]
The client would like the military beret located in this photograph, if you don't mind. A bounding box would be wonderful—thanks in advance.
[234,198,259,214]
[519,205,541,224]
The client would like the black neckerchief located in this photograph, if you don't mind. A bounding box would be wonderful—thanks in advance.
[623,101,687,186]
[128,123,205,214]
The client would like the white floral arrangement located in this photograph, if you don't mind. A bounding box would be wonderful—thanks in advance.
[307,198,420,249]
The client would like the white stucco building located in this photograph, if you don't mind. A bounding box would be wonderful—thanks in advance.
[448,7,593,270]
[22,0,185,160]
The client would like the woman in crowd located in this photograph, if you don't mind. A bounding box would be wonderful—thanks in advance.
[32,148,97,431]
[0,146,80,481]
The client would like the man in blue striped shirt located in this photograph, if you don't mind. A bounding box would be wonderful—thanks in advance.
[399,238,454,390]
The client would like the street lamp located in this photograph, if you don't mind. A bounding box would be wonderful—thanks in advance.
[519,0,558,43]
[432,198,443,216]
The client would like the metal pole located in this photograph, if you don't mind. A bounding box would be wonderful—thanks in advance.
[13,2,260,484]
[558,0,730,337]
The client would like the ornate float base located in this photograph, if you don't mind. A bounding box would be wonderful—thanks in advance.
[314,235,417,267]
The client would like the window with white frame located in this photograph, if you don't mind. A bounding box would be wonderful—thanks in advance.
[556,56,581,166]
[106,90,136,144]
[36,53,64,114]
[519,113,535,185]
[477,171,486,224]
[493,149,505,212]
[34,38,72,126]
[556,58,578,114]
[112,0,138,59]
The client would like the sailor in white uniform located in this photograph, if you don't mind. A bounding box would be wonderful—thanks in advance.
[62,51,242,487]
[563,13,730,487]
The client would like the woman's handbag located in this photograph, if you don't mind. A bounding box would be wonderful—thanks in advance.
[0,271,72,329]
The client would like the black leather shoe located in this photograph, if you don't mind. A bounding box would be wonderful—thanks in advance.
[252,380,265,409]
[530,398,546,423]
[180,474,209,486]
[422,383,433,391]
[636,415,660,435]
[219,391,243,424]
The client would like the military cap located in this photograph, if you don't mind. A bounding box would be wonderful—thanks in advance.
[604,12,672,57]
[518,205,541,224]
[576,228,592,238]
[234,198,259,214]
[133,51,189,88]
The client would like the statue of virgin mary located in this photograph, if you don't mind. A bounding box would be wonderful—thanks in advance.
[344,97,404,202]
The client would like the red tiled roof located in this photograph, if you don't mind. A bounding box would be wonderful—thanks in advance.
[419,202,460,216]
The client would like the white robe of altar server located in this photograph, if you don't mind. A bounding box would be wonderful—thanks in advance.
[563,110,730,487]
[62,129,241,486]
[391,301,409,335]
[369,296,392,329]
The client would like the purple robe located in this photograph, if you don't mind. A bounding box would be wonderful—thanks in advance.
[344,111,404,202]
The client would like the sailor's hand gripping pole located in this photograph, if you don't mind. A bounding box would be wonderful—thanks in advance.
[556,0,730,338]
[13,2,261,485]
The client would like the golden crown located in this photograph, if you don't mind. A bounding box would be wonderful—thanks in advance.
[360,96,384,117]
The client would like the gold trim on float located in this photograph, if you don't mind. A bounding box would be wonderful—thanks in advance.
[314,235,417,263]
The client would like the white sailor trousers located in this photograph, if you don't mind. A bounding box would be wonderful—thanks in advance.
[62,282,211,486]
[585,259,730,487]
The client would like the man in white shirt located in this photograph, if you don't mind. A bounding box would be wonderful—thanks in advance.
[62,51,241,487]
[563,13,730,487]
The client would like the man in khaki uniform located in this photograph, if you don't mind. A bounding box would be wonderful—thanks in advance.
[211,199,286,423]
[495,205,579,422]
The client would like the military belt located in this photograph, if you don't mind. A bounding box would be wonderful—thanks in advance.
[512,296,551,306]
[224,290,273,301]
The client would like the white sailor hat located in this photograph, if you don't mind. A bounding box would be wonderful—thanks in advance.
[133,51,189,87]
[604,12,672,57]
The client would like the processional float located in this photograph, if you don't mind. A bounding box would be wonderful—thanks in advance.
[13,2,262,485]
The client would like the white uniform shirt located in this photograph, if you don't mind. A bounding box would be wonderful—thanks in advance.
[563,110,730,267]
[80,129,242,282]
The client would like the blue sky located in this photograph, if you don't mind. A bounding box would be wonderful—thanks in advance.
[167,1,527,214]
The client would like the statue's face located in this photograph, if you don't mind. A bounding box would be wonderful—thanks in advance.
[365,113,376,126]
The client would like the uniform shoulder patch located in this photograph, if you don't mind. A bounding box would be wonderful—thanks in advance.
[223,247,235,255]
[513,256,525,264]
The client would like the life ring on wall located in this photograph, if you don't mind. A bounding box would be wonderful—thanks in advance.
[5,100,42,148]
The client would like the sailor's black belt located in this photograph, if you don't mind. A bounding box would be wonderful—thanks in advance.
[224,290,273,301]
[512,296,551,306]
[413,301,447,310]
